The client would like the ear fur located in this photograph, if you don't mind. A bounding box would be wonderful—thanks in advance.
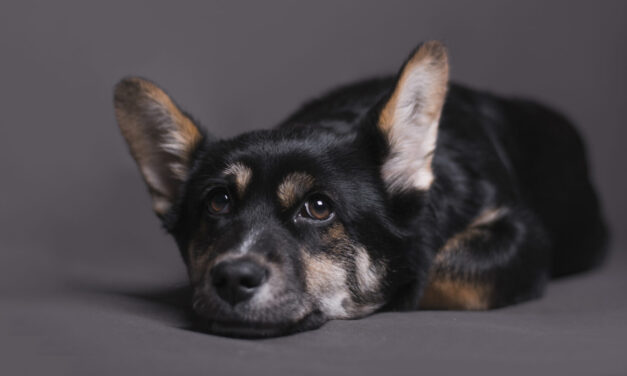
[378,41,449,193]
[114,77,203,217]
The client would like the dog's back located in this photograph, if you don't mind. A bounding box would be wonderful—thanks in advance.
[489,95,608,276]
[283,79,608,279]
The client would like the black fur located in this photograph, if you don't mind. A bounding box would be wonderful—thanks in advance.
[115,44,608,338]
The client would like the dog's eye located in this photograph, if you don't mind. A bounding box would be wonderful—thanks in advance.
[302,194,333,221]
[207,187,231,214]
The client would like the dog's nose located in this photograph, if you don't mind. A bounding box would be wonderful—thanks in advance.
[210,259,268,306]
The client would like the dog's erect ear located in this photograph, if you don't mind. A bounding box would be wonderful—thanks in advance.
[378,41,449,193]
[114,77,203,217]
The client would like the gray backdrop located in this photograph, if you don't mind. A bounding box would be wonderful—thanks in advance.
[1,1,626,375]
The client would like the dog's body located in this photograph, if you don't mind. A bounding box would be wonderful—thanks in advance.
[114,41,607,337]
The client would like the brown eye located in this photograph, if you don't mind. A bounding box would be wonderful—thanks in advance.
[303,194,333,221]
[207,187,231,214]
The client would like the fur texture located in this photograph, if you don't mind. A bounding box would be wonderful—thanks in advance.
[114,41,608,337]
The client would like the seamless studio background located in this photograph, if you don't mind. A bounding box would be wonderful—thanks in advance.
[1,1,626,375]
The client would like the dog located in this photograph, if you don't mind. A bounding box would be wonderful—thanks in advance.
[113,41,608,337]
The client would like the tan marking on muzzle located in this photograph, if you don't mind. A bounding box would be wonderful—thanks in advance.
[301,249,350,318]
[354,247,382,293]
[306,224,387,318]
[223,162,252,197]
[277,172,315,209]
[322,223,384,294]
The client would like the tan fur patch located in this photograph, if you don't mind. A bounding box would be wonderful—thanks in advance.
[321,223,384,293]
[324,222,348,243]
[471,207,507,227]
[434,207,507,265]
[143,81,201,160]
[354,247,381,293]
[114,77,202,216]
[277,172,315,209]
[420,278,492,310]
[305,224,386,318]
[301,249,350,318]
[223,162,252,197]
[420,207,506,310]
[125,78,202,175]
[379,41,449,134]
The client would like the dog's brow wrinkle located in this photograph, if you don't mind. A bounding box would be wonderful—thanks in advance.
[277,172,315,209]
[223,162,252,197]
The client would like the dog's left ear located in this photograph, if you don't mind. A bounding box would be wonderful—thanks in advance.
[378,41,449,193]
[114,77,203,217]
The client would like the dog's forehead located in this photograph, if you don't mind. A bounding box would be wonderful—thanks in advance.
[217,132,348,181]
[196,129,377,208]
[220,156,318,206]
[225,127,357,162]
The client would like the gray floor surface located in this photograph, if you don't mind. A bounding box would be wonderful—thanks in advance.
[3,249,626,375]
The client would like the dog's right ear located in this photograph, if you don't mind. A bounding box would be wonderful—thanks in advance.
[377,41,449,194]
[114,77,203,217]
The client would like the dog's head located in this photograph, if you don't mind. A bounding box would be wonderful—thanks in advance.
[113,41,449,337]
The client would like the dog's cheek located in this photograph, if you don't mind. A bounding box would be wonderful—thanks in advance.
[187,240,213,286]
[350,246,387,315]
[301,248,352,319]
[301,224,388,319]
[185,224,217,286]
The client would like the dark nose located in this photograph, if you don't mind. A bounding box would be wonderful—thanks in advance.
[210,259,268,306]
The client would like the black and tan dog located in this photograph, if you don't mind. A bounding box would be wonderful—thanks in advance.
[113,41,607,337]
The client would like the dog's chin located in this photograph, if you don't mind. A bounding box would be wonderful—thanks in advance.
[195,310,327,338]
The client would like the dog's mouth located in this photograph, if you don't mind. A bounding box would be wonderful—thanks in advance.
[199,311,326,338]
[194,309,326,338]
[191,281,327,338]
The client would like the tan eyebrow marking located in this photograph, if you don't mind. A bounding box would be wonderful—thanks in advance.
[223,162,252,197]
[277,172,315,209]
